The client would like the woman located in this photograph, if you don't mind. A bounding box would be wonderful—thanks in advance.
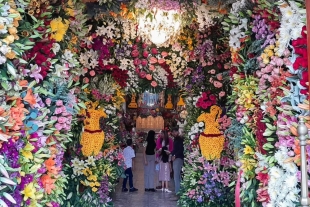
[143,130,156,192]
[158,131,172,192]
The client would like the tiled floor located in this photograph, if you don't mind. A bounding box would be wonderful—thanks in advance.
[112,147,178,207]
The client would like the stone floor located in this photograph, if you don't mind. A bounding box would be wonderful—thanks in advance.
[112,146,178,207]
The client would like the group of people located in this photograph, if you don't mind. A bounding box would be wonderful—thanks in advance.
[121,128,184,201]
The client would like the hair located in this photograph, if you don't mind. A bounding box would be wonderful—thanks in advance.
[160,130,169,146]
[161,146,169,163]
[171,127,179,133]
[126,139,133,146]
[146,130,156,143]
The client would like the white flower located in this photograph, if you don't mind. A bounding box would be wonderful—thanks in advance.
[86,156,96,166]
[190,135,195,140]
[54,64,69,77]
[52,43,60,54]
[284,174,297,188]
[0,55,6,65]
[198,122,204,127]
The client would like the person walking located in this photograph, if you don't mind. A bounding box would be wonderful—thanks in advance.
[170,128,184,200]
[122,139,138,192]
[143,130,156,192]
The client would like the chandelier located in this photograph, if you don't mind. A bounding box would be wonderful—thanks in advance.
[134,0,184,46]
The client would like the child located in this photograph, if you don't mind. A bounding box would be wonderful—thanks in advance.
[159,145,172,192]
[122,139,138,192]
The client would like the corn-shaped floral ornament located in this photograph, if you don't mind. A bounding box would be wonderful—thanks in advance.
[197,105,224,160]
[80,101,107,156]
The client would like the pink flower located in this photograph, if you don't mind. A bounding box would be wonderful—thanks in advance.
[209,94,216,101]
[219,91,225,97]
[133,58,141,66]
[142,43,147,49]
[149,57,157,64]
[209,69,216,74]
[89,70,96,76]
[58,117,67,124]
[151,48,158,55]
[55,123,63,131]
[139,71,146,78]
[161,51,168,58]
[132,44,138,50]
[213,81,223,88]
[158,58,165,64]
[56,100,63,106]
[146,74,152,80]
[83,77,89,83]
[141,59,148,66]
[151,81,157,87]
[149,65,155,71]
[54,108,63,115]
[143,50,149,58]
[45,98,51,106]
[131,50,139,58]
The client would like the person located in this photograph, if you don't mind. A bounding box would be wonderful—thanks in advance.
[170,128,184,201]
[156,130,173,189]
[159,145,172,192]
[122,139,138,192]
[143,130,156,192]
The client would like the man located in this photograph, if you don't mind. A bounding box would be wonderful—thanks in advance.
[122,139,138,192]
[170,127,184,201]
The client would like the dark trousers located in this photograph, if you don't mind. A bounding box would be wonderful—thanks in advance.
[122,167,133,189]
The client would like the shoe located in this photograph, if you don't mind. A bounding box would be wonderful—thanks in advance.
[169,195,179,201]
[122,188,128,192]
[149,188,156,192]
[165,189,172,193]
[161,188,164,191]
[145,188,149,192]
[129,187,138,192]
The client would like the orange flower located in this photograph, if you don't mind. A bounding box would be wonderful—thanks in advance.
[24,89,36,107]
[41,174,56,194]
[44,157,59,175]
[19,80,28,87]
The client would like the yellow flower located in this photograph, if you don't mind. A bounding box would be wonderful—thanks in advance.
[89,182,95,187]
[21,182,36,201]
[244,145,254,155]
[21,143,35,160]
[87,175,97,181]
[267,50,274,57]
[66,0,75,17]
[92,187,98,192]
[95,182,100,187]
[50,17,69,41]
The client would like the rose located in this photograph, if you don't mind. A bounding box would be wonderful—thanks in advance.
[141,59,148,66]
[142,43,147,49]
[161,51,168,58]
[151,48,158,55]
[146,74,152,80]
[56,100,63,106]
[57,117,67,124]
[45,98,52,106]
[55,123,63,131]
[143,50,149,58]
[158,58,165,64]
[54,107,63,115]
[151,81,157,87]
[139,71,146,78]
[132,44,138,50]
[131,50,139,58]
[133,58,141,66]
[149,65,155,71]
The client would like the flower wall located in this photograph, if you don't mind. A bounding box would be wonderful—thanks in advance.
[222,0,309,206]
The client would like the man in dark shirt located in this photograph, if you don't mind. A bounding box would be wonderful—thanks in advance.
[170,127,184,201]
